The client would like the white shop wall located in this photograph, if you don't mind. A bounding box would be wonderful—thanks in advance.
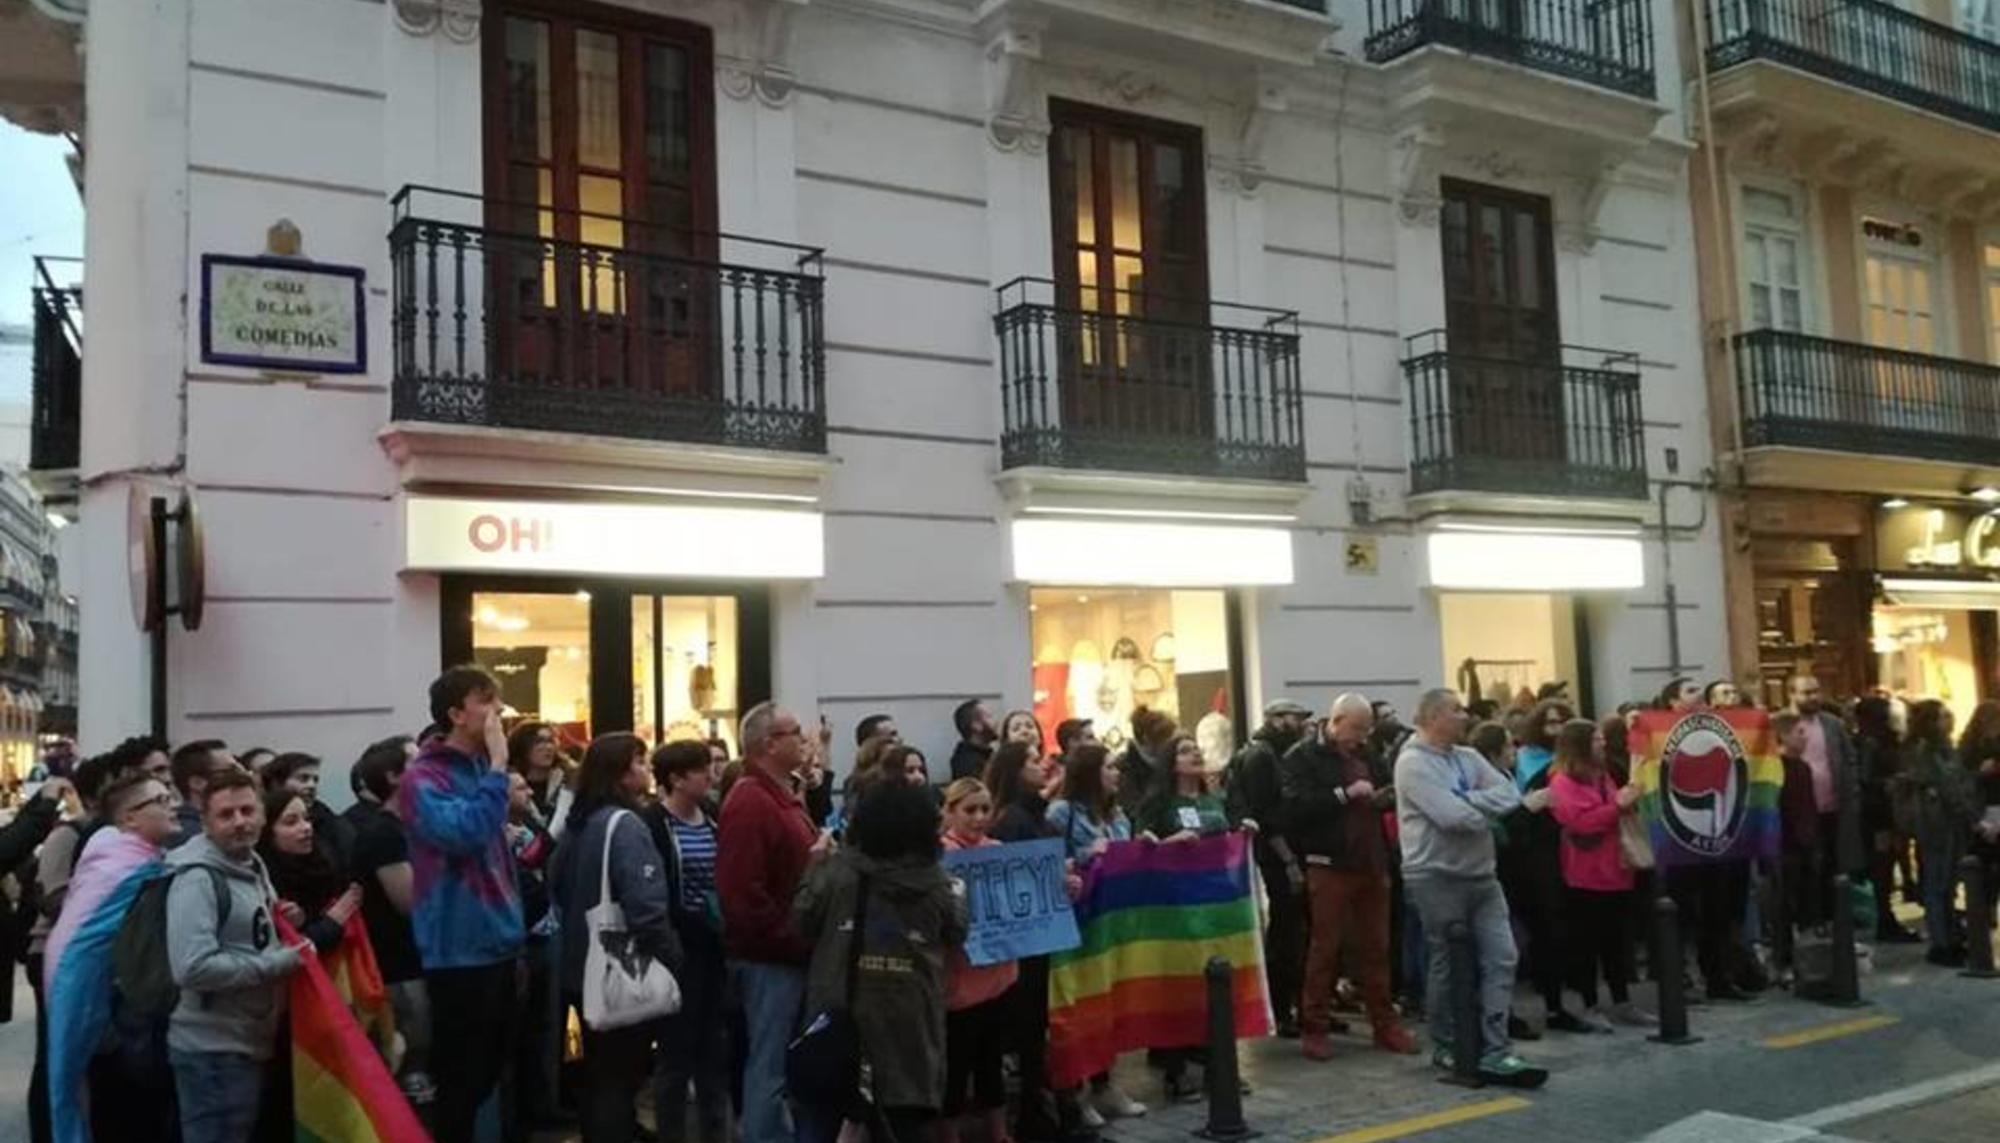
[77,0,1728,787]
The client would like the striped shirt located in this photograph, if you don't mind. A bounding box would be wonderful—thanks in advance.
[667,811,719,915]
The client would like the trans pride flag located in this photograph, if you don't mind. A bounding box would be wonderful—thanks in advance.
[1046,832,1271,1089]
[1630,708,1783,868]
[277,912,429,1143]
[44,832,161,1143]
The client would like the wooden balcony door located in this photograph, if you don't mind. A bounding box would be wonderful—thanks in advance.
[484,0,716,400]
[1439,178,1563,466]
[1049,101,1210,438]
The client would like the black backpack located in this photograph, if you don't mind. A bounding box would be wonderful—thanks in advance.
[111,866,231,1024]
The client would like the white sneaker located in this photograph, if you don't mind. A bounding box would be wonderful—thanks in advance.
[1078,1103,1107,1130]
[1094,1083,1149,1119]
[1578,1009,1616,1034]
[1607,1002,1658,1028]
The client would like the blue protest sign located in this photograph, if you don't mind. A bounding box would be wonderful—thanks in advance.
[945,837,1081,966]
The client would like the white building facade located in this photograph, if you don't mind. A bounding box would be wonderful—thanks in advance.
[58,0,1730,791]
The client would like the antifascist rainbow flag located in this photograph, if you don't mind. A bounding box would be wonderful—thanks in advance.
[278,913,430,1143]
[1630,708,1782,868]
[1046,832,1271,1089]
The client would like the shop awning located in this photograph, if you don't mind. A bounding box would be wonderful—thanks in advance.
[1009,518,1293,586]
[1425,526,1645,591]
[1879,577,2000,609]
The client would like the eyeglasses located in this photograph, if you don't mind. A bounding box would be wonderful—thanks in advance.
[135,793,175,812]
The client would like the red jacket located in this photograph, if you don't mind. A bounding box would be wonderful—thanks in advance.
[718,767,818,965]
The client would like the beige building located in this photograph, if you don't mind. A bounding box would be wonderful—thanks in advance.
[1692,0,2000,720]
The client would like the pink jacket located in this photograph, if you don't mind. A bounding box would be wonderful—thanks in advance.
[941,831,1019,1010]
[1550,771,1633,892]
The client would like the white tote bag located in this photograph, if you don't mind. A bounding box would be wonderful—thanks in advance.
[581,809,683,1030]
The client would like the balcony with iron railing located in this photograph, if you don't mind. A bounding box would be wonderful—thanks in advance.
[29,256,80,474]
[1735,328,2000,465]
[388,186,826,454]
[994,278,1306,484]
[1706,0,2000,134]
[1404,330,1649,499]
[1366,0,1657,98]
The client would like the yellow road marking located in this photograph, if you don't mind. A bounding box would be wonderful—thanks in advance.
[1311,1096,1532,1143]
[1761,1014,1900,1049]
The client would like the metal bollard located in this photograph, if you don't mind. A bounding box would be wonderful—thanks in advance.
[1195,956,1259,1141]
[1824,873,1863,1007]
[1649,896,1700,1045]
[1438,922,1484,1087]
[1959,856,1998,980]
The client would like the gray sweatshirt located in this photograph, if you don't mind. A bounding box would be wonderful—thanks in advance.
[165,833,302,1059]
[1393,738,1522,880]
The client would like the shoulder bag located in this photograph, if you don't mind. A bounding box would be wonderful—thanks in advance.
[581,809,683,1030]
[1616,777,1655,871]
[787,871,872,1110]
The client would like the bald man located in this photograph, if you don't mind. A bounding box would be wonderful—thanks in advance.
[1279,693,1415,1060]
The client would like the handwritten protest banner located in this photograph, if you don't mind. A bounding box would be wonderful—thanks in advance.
[944,836,1081,966]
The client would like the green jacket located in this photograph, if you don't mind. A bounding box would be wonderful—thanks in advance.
[793,849,968,1111]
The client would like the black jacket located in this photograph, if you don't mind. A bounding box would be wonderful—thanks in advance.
[639,801,723,955]
[991,792,1055,844]
[1226,726,1301,866]
[0,793,60,874]
[948,740,991,783]
[1120,742,1166,811]
[1277,733,1389,865]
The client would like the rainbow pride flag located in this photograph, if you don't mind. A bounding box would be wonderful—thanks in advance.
[278,913,430,1143]
[1046,832,1270,1089]
[1630,708,1782,868]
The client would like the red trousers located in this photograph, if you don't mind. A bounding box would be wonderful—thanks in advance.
[1301,867,1395,1034]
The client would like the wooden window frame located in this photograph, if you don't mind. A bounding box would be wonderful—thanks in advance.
[1047,98,1211,318]
[481,0,719,246]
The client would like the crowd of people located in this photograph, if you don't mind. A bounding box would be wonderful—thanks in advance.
[3,665,1996,1143]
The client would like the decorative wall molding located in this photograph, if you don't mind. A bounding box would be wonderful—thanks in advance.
[1209,75,1290,198]
[718,0,807,108]
[1394,123,1445,226]
[391,0,481,43]
[983,19,1049,154]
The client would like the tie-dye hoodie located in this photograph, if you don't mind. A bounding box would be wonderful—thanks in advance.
[397,738,524,970]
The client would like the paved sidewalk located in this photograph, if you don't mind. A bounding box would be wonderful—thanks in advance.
[7,939,1994,1143]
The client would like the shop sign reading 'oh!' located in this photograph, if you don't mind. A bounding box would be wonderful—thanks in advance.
[200,250,365,375]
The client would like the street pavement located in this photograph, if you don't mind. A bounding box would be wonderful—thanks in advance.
[4,938,1995,1143]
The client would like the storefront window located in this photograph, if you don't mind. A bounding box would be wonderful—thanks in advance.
[1438,592,1579,712]
[1875,608,1981,730]
[471,590,593,738]
[634,594,740,755]
[1029,587,1236,764]
[449,578,761,756]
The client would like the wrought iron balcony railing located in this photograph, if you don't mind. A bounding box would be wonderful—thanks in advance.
[389,186,826,453]
[1404,330,1648,498]
[1707,0,2000,134]
[1366,0,1656,99]
[1736,328,2000,464]
[29,256,81,473]
[994,278,1305,482]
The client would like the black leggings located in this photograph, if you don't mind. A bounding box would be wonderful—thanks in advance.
[1565,887,1634,1008]
[944,994,1008,1116]
[578,1017,660,1143]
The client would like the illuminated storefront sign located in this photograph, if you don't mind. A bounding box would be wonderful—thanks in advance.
[1009,519,1293,586]
[405,496,824,579]
[1425,528,1645,591]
